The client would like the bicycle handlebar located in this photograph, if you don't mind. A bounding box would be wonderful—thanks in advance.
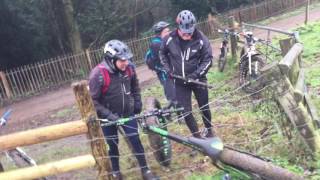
[100,107,184,127]
[0,109,12,126]
[171,74,215,89]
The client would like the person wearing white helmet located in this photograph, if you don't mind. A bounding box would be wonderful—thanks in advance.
[160,10,214,138]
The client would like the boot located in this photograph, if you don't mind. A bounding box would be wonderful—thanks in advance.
[142,169,160,180]
[111,171,123,180]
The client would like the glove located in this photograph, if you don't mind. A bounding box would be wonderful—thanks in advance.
[107,113,120,121]
[134,101,142,114]
[186,72,199,81]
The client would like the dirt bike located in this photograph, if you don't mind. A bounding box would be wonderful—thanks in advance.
[239,31,267,93]
[0,109,47,180]
[99,98,303,180]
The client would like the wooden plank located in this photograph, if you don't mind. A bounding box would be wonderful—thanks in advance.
[228,16,238,61]
[0,154,96,180]
[304,93,320,129]
[0,120,87,151]
[278,43,303,75]
[14,68,24,97]
[27,65,37,94]
[72,81,112,180]
[7,70,18,97]
[0,71,13,98]
[279,38,294,57]
[220,148,303,180]
[294,68,305,103]
[263,64,320,154]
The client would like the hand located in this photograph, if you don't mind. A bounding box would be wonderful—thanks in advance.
[108,113,120,121]
[134,102,142,114]
[186,73,199,81]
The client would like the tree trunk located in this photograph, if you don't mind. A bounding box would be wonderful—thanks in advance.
[62,0,83,54]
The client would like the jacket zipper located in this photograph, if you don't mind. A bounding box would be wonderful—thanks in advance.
[121,83,125,116]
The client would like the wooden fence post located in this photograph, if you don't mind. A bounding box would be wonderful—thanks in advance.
[279,38,294,57]
[305,0,310,25]
[261,62,320,156]
[85,49,93,70]
[228,16,238,62]
[0,71,13,99]
[72,80,112,180]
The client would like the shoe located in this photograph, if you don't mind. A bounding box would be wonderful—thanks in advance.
[111,171,123,180]
[142,169,160,180]
[205,128,216,138]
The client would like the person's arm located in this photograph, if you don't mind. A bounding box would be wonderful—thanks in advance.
[159,36,172,73]
[149,42,162,72]
[193,35,213,78]
[130,66,142,114]
[89,69,118,120]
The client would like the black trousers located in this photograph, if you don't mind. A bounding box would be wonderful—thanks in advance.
[157,72,176,102]
[175,81,212,136]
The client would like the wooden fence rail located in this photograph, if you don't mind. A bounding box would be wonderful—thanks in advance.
[0,81,113,180]
[260,41,320,155]
[0,0,316,103]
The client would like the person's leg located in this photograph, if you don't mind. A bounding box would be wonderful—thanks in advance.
[192,84,214,137]
[163,78,176,103]
[101,125,120,173]
[121,119,148,171]
[121,120,159,179]
[175,83,200,137]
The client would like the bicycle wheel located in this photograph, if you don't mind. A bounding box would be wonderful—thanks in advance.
[220,147,303,180]
[239,55,266,93]
[218,47,227,72]
[145,97,172,167]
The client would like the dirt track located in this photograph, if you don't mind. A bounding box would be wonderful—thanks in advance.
[1,6,320,133]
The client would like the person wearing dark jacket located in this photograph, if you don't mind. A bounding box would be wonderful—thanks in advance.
[145,21,176,107]
[159,10,214,138]
[89,40,158,180]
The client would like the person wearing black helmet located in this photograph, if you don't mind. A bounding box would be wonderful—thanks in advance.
[145,21,176,108]
[89,40,159,180]
[160,10,214,138]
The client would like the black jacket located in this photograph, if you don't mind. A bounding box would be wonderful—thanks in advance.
[159,29,213,83]
[89,60,142,120]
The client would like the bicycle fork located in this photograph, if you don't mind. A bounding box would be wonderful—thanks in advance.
[247,52,258,76]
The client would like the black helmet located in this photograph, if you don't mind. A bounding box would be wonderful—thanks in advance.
[103,40,133,61]
[176,10,196,34]
[152,21,170,34]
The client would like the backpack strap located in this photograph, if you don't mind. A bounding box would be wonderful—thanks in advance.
[125,65,134,77]
[97,64,111,95]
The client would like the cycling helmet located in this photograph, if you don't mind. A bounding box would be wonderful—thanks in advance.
[103,40,133,61]
[152,21,170,34]
[176,10,196,34]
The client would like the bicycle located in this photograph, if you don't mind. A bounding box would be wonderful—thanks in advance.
[0,109,47,180]
[239,31,267,93]
[99,98,303,180]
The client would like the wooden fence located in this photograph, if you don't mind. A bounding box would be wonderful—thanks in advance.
[0,0,315,103]
[260,38,320,155]
[0,81,113,179]
[226,0,316,23]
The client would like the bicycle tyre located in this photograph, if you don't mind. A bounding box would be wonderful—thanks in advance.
[218,47,227,72]
[220,147,303,180]
[239,55,266,93]
[145,97,172,167]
